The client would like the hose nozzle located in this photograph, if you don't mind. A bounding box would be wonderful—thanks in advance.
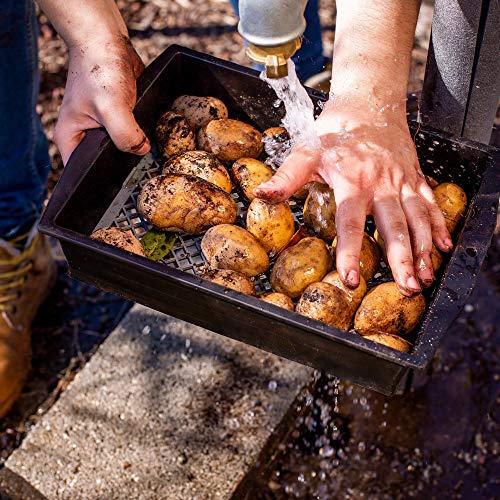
[246,38,301,79]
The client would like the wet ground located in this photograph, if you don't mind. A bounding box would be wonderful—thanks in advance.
[235,230,500,499]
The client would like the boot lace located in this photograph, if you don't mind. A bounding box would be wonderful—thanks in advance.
[0,233,35,314]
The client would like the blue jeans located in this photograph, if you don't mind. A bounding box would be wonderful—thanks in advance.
[0,0,50,240]
[230,0,324,82]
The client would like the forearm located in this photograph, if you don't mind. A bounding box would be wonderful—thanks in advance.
[36,0,128,49]
[331,0,420,105]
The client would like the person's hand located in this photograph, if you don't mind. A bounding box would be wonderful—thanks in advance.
[54,35,150,164]
[254,97,453,297]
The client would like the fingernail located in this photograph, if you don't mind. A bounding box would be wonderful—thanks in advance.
[443,237,453,251]
[346,269,359,288]
[131,136,150,155]
[406,275,421,292]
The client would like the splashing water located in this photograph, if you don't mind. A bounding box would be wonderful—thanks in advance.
[261,59,321,151]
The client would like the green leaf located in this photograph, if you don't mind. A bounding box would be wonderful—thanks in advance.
[140,230,177,261]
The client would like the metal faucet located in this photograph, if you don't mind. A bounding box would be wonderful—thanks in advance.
[237,0,307,78]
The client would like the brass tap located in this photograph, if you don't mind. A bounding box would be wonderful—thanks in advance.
[246,38,302,79]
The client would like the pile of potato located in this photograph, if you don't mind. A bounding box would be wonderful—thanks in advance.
[91,94,468,355]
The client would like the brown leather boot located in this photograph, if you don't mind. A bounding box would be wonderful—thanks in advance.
[0,230,56,418]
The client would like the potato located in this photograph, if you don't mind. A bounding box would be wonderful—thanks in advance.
[163,151,232,193]
[354,281,426,336]
[201,269,255,295]
[155,111,196,158]
[262,126,291,166]
[363,333,411,353]
[431,245,443,271]
[137,174,237,234]
[322,271,367,318]
[332,233,381,281]
[271,237,333,299]
[231,158,274,201]
[296,282,352,330]
[303,183,337,242]
[246,198,295,257]
[90,227,145,257]
[201,224,269,277]
[260,292,294,311]
[171,95,228,129]
[375,229,444,271]
[292,183,311,201]
[433,182,467,233]
[198,119,263,163]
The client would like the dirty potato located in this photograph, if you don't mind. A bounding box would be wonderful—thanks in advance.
[303,183,337,242]
[90,227,146,257]
[296,282,352,330]
[363,333,411,353]
[201,224,269,277]
[260,292,294,311]
[201,269,255,295]
[231,158,274,201]
[155,111,196,158]
[433,182,467,233]
[271,237,333,299]
[198,119,263,163]
[332,233,381,281]
[262,126,291,166]
[137,174,237,234]
[322,270,367,318]
[163,151,232,193]
[171,95,228,129]
[246,198,295,257]
[354,281,426,336]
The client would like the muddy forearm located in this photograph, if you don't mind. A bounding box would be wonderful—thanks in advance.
[36,0,128,49]
[331,0,420,106]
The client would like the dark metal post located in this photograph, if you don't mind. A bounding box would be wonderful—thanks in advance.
[421,0,499,144]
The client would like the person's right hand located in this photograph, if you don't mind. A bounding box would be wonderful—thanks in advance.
[54,35,150,164]
[254,97,453,297]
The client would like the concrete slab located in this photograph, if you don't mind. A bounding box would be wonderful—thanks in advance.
[5,304,310,499]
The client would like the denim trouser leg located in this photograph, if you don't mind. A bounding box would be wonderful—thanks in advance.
[230,0,324,82]
[0,0,50,240]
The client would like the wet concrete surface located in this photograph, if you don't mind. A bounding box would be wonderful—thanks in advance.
[235,233,499,499]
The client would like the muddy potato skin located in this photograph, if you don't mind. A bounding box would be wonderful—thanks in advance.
[171,95,228,129]
[303,183,337,242]
[354,281,426,336]
[260,292,294,311]
[197,119,263,163]
[363,333,411,353]
[246,199,295,256]
[90,227,145,257]
[433,182,467,233]
[271,237,333,299]
[137,174,237,234]
[201,269,255,295]
[262,126,291,166]
[322,271,367,316]
[231,158,274,201]
[155,111,196,158]
[296,282,352,330]
[163,151,232,193]
[201,224,269,277]
[333,233,381,281]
